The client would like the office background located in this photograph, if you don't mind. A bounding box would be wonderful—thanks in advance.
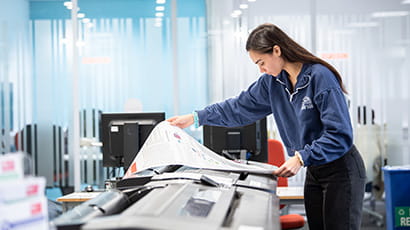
[1,0,409,193]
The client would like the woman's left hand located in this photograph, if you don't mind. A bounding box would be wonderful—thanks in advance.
[167,114,194,129]
[273,156,302,177]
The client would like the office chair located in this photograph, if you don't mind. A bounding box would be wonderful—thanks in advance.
[354,122,385,227]
[268,139,305,230]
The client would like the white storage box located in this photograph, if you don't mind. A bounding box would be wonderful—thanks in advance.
[0,196,49,230]
[0,177,46,203]
[0,153,28,181]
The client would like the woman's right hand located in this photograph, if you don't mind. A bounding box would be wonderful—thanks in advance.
[272,156,302,178]
[167,114,194,129]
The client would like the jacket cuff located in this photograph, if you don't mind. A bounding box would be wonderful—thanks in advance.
[196,109,207,126]
[298,150,309,167]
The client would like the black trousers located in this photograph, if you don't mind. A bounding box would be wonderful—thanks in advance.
[304,145,366,230]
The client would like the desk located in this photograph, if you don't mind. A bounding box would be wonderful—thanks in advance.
[57,192,102,212]
[277,186,304,205]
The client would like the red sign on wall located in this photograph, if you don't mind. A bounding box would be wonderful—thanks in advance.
[320,53,349,60]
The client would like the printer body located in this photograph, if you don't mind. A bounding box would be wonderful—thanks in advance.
[53,166,280,230]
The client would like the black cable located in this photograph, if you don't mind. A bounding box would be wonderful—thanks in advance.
[108,167,117,178]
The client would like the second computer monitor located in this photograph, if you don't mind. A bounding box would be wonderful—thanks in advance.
[203,117,267,163]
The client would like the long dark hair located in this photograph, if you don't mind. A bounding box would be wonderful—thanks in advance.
[246,23,347,94]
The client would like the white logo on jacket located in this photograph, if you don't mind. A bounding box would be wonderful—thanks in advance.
[301,96,314,110]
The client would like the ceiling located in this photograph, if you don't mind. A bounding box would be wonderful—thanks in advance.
[240,0,410,15]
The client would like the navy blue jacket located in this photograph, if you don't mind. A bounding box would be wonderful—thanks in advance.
[197,63,353,166]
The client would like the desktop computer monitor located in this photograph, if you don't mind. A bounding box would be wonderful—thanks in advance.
[203,117,267,163]
[100,112,165,170]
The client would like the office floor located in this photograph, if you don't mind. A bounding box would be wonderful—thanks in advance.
[288,199,386,230]
[361,199,385,230]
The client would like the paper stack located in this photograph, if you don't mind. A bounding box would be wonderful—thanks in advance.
[124,121,275,178]
[0,152,49,230]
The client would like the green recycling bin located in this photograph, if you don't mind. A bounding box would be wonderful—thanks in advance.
[383,166,410,230]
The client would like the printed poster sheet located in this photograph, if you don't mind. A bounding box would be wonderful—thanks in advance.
[124,121,275,178]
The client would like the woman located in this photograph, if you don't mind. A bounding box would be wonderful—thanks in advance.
[168,23,366,230]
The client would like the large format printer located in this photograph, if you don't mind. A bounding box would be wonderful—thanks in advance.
[52,165,281,230]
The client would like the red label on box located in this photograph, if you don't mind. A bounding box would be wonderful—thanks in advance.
[27,184,39,196]
[31,202,42,215]
[1,160,15,172]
